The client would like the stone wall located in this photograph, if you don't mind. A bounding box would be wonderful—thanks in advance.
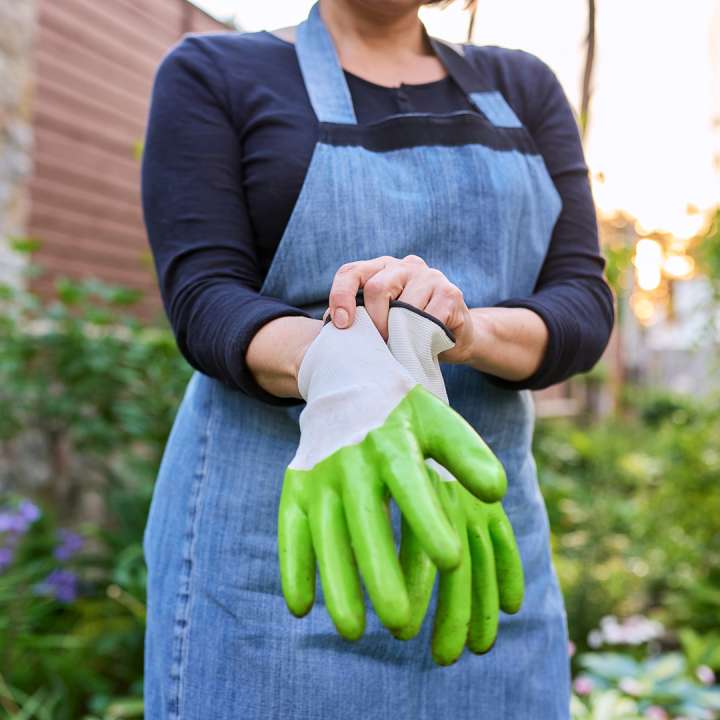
[0,0,37,286]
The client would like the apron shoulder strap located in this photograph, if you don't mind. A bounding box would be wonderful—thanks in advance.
[428,34,524,129]
[295,2,357,125]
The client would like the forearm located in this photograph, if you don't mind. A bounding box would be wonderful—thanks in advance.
[462,307,549,382]
[245,302,545,399]
[246,315,324,399]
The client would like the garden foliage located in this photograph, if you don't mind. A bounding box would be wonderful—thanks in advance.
[1,260,718,718]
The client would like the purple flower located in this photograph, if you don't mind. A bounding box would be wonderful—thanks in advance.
[0,546,14,572]
[0,511,24,534]
[0,500,41,535]
[18,500,40,523]
[54,529,84,561]
[35,569,78,603]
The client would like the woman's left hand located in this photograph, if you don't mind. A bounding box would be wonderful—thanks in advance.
[325,254,474,364]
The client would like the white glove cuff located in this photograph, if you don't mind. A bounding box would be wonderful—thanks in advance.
[386,303,457,482]
[387,303,455,404]
[290,306,416,470]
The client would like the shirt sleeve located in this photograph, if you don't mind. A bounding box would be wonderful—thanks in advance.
[141,35,310,406]
[488,52,615,391]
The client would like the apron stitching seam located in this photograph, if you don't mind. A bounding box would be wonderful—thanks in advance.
[168,379,215,720]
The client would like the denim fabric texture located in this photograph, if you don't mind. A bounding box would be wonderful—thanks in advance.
[143,2,571,717]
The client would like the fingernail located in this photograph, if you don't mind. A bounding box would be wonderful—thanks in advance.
[334,308,349,328]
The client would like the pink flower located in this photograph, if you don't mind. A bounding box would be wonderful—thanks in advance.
[568,641,576,658]
[696,665,715,685]
[619,677,643,696]
[644,706,668,720]
[573,676,593,696]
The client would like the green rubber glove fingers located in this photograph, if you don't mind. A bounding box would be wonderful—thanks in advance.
[430,476,473,665]
[463,489,524,656]
[396,467,525,665]
[279,307,477,640]
[384,302,524,664]
[277,480,316,618]
[368,395,463,570]
[383,302,507,504]
[280,444,407,640]
[489,508,525,615]
[394,512,438,642]
[409,386,507,503]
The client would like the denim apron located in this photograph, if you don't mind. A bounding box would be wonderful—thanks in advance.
[143,3,571,717]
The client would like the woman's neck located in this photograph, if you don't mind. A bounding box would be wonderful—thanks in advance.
[320,0,427,55]
[318,0,447,86]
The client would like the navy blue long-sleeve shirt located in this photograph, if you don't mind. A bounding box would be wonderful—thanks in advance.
[141,29,614,405]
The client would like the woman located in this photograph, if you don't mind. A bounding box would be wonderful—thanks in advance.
[140,0,614,717]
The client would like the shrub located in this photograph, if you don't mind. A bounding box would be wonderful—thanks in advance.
[0,261,191,718]
[535,389,720,655]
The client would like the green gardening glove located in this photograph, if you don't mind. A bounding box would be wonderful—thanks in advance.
[385,302,525,665]
[278,306,507,641]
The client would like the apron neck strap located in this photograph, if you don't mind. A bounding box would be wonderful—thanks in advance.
[296,2,357,125]
[295,1,495,125]
[425,34,494,99]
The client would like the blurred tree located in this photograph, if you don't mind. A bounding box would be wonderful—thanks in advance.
[466,0,477,41]
[580,0,596,140]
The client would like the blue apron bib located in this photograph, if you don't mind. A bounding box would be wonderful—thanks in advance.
[144,4,571,718]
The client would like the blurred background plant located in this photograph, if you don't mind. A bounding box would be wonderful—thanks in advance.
[570,642,720,719]
[536,388,720,651]
[1,234,719,718]
[0,245,191,719]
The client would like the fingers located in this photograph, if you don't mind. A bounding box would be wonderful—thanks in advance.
[328,257,392,329]
[431,482,472,666]
[395,273,435,310]
[307,485,365,640]
[327,255,467,345]
[489,508,525,614]
[422,274,466,329]
[393,513,437,641]
[363,263,414,340]
[371,429,461,571]
[412,388,507,502]
[467,524,500,654]
[328,254,437,338]
[278,475,316,618]
[341,456,410,631]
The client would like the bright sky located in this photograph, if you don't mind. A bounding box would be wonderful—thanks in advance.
[193,0,720,240]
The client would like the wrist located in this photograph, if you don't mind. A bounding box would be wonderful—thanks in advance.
[459,309,497,370]
[463,307,549,381]
[246,315,323,400]
[290,318,325,393]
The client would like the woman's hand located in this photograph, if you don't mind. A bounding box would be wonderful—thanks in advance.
[325,255,473,364]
